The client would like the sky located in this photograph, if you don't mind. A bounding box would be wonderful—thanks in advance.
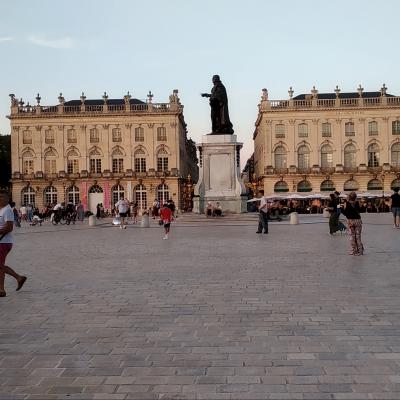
[1,0,400,165]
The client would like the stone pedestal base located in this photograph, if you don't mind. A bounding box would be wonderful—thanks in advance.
[193,134,247,214]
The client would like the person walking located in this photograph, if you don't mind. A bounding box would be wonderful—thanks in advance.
[390,187,400,228]
[256,190,268,234]
[10,202,21,228]
[159,203,173,240]
[76,201,84,222]
[341,191,364,256]
[0,190,27,297]
[327,193,340,235]
[131,202,139,224]
[115,197,129,229]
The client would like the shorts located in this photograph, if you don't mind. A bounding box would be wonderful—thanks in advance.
[163,223,171,228]
[0,243,13,268]
[119,212,127,218]
[392,207,400,218]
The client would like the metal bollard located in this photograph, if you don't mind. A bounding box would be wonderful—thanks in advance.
[290,212,299,225]
[141,214,150,228]
[88,215,96,226]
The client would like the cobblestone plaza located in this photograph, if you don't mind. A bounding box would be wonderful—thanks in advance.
[1,214,400,399]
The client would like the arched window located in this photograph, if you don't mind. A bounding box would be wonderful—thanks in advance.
[297,180,312,192]
[297,145,310,169]
[367,179,383,190]
[157,184,169,205]
[157,126,167,141]
[22,150,34,174]
[134,184,147,210]
[344,143,357,168]
[112,148,124,173]
[21,186,35,206]
[66,148,79,174]
[89,148,102,173]
[344,179,359,192]
[88,185,103,193]
[298,123,308,138]
[320,144,333,168]
[275,124,285,138]
[368,121,378,136]
[274,181,289,193]
[44,148,57,174]
[135,127,144,142]
[134,148,147,172]
[90,128,99,143]
[44,186,57,205]
[368,143,380,167]
[112,128,122,142]
[274,146,287,169]
[67,186,80,204]
[157,149,169,172]
[111,184,124,206]
[391,179,400,190]
[320,180,335,192]
[391,143,400,167]
[345,122,355,136]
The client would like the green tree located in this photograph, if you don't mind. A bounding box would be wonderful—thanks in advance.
[0,135,11,189]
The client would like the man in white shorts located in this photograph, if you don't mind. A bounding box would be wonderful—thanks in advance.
[0,190,27,297]
[115,197,129,229]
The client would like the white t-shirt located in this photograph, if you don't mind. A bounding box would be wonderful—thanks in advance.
[115,200,129,214]
[0,204,14,244]
[20,206,26,215]
[259,197,268,213]
[53,203,62,211]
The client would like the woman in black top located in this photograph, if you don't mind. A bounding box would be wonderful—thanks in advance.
[341,192,364,256]
[391,187,400,228]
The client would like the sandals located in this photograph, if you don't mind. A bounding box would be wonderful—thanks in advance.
[16,276,27,291]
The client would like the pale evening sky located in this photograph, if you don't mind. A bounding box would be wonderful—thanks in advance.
[1,0,400,165]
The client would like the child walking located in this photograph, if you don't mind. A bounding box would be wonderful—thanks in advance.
[341,191,364,256]
[159,203,173,240]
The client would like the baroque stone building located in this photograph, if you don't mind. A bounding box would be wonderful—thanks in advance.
[8,90,198,212]
[253,85,400,194]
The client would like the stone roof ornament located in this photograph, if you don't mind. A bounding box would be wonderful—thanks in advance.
[311,85,318,99]
[18,98,24,107]
[124,91,131,105]
[357,84,364,97]
[26,102,31,112]
[102,91,108,104]
[261,88,268,101]
[9,94,18,106]
[147,90,154,104]
[288,86,294,99]
[334,85,341,98]
[35,93,41,105]
[80,92,86,104]
[381,83,387,96]
[58,93,65,105]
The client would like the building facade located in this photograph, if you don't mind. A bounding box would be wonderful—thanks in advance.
[8,90,198,212]
[253,85,400,194]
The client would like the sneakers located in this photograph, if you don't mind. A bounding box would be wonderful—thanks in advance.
[163,235,169,240]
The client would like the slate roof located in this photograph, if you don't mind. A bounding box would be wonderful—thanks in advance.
[293,91,395,100]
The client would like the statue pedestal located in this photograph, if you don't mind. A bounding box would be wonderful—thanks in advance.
[193,134,247,214]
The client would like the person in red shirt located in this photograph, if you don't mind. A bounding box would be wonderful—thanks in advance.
[159,203,173,240]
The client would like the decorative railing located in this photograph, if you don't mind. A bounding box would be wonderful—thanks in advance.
[264,96,400,111]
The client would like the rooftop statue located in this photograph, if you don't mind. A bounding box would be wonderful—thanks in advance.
[201,75,234,134]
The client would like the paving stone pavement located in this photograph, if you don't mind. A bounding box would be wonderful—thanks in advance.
[1,213,400,400]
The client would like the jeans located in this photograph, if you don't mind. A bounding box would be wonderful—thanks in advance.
[258,212,268,233]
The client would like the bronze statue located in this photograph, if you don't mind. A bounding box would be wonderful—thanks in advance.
[201,75,234,134]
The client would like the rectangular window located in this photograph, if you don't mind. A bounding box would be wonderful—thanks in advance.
[112,158,124,173]
[45,129,54,144]
[112,128,122,142]
[135,157,146,172]
[67,129,77,143]
[67,159,79,174]
[23,160,33,174]
[393,121,400,135]
[321,123,332,137]
[275,124,285,138]
[135,127,144,141]
[23,130,32,144]
[321,153,333,168]
[157,127,167,141]
[90,128,99,143]
[345,122,355,136]
[157,157,168,171]
[44,159,57,174]
[368,121,378,136]
[298,124,308,138]
[90,158,102,173]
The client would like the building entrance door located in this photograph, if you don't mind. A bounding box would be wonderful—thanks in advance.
[88,185,104,214]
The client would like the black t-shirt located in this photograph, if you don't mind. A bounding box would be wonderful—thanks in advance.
[328,198,338,214]
[391,193,400,208]
[342,201,361,220]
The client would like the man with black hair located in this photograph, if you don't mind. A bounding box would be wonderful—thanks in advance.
[256,190,268,234]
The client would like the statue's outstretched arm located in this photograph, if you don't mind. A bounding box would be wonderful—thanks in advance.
[201,93,211,98]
